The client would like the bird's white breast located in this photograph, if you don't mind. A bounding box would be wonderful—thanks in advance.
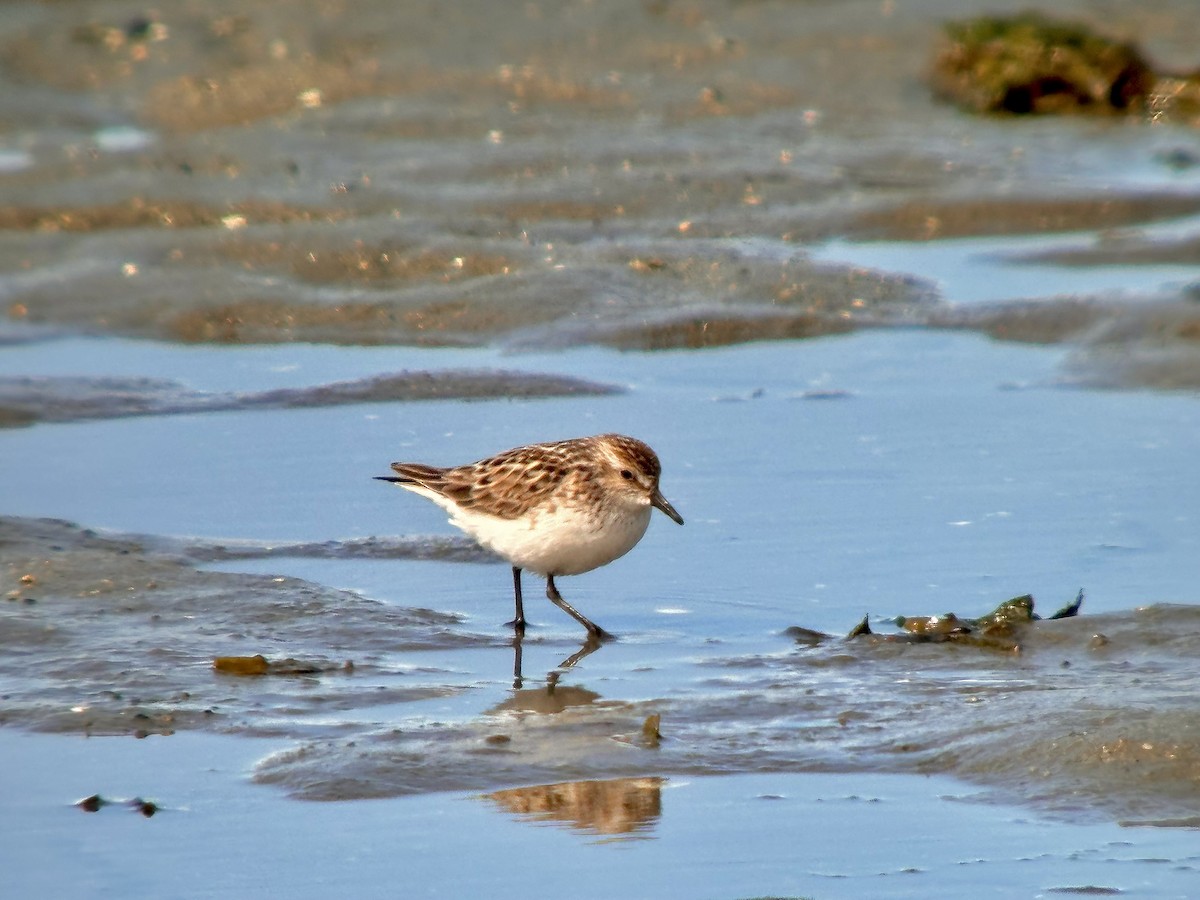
[413,486,653,577]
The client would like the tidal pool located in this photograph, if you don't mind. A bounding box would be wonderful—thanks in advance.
[3,0,1200,895]
[2,334,1197,838]
[4,730,1199,899]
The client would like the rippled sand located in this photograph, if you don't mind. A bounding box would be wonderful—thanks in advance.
[3,0,1200,380]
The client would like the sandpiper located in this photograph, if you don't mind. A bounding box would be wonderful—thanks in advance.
[377,433,683,639]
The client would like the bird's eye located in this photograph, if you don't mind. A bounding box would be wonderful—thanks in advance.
[620,469,634,480]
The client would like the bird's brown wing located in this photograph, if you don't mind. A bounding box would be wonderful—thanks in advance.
[392,441,578,520]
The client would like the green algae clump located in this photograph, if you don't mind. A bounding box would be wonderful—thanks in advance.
[932,13,1154,116]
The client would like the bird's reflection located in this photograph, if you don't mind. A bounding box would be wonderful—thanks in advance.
[509,630,604,691]
[485,636,662,839]
[484,776,664,838]
[494,665,601,714]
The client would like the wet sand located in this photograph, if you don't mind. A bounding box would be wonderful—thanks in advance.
[2,0,1200,376]
[0,368,617,426]
[3,0,1200,895]
[5,511,1199,827]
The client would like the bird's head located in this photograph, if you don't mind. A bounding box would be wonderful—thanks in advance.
[595,434,684,525]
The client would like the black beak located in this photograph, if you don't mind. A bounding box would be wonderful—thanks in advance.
[651,487,684,525]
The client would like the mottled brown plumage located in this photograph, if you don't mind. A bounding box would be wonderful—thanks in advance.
[377,434,683,639]
[388,434,662,521]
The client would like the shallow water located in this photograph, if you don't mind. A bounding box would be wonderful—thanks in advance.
[812,229,1200,305]
[6,730,1200,899]
[2,333,1197,827]
[4,332,1197,618]
[3,0,1200,894]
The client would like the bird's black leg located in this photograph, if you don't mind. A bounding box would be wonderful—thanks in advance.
[558,635,604,669]
[546,574,612,641]
[511,628,525,690]
[504,566,527,633]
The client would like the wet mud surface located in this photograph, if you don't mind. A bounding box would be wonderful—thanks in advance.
[0,368,617,426]
[4,515,1198,827]
[2,1,1200,888]
[0,516,497,737]
[1,0,1200,380]
[253,601,1200,828]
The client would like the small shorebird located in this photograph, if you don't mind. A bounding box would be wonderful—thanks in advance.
[376,434,684,639]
